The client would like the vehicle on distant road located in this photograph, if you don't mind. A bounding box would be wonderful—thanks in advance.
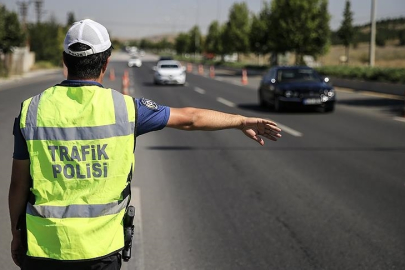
[128,56,142,68]
[258,66,335,112]
[158,56,174,62]
[153,60,186,85]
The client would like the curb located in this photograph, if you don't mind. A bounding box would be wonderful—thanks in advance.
[0,68,62,88]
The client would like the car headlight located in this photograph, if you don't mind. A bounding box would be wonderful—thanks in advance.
[323,89,335,97]
[321,94,329,102]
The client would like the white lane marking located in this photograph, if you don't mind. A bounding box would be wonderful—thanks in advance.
[215,77,224,81]
[217,97,236,107]
[194,87,206,94]
[394,117,405,123]
[214,96,302,136]
[276,123,303,137]
[122,187,145,270]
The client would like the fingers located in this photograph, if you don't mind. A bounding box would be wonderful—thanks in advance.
[260,123,281,140]
[252,135,265,146]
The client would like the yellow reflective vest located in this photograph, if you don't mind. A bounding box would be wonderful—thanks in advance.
[19,84,135,260]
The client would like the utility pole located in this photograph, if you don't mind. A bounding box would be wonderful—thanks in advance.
[34,0,44,24]
[17,1,30,27]
[195,0,199,59]
[369,0,376,67]
[17,1,31,46]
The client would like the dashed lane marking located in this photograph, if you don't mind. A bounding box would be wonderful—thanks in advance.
[194,87,206,94]
[217,97,236,107]
[191,86,303,137]
[275,123,303,137]
[394,117,405,123]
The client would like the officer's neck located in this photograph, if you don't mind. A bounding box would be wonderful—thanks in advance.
[66,75,103,84]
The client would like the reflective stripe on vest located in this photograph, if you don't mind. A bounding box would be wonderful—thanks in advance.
[20,85,135,261]
[27,195,130,219]
[21,90,134,140]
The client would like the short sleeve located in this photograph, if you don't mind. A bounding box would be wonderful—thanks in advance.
[135,98,170,136]
[13,116,29,160]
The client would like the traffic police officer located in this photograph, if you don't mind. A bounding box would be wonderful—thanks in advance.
[9,19,281,270]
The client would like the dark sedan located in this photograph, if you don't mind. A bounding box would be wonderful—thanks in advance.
[258,66,336,112]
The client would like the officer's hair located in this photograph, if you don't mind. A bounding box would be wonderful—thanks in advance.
[63,43,112,79]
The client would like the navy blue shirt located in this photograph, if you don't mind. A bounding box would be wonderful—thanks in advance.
[13,80,170,160]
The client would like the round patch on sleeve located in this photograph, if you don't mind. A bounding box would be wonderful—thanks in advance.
[141,98,159,111]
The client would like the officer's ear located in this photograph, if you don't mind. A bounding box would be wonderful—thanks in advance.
[102,57,110,74]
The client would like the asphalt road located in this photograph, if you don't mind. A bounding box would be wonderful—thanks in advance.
[1,53,405,270]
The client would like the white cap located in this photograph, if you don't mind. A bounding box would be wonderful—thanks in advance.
[64,19,112,57]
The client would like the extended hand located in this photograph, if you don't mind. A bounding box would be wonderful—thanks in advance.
[241,118,282,145]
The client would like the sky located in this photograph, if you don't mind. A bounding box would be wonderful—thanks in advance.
[1,0,405,39]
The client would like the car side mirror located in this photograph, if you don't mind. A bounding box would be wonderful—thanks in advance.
[152,66,157,71]
[182,66,186,72]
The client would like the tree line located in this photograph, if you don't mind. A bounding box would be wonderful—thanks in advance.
[175,0,331,65]
[1,0,404,77]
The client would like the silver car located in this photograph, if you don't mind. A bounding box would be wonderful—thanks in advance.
[153,60,186,85]
[128,57,142,68]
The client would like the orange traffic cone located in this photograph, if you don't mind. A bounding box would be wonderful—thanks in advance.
[109,68,115,81]
[241,69,248,85]
[122,71,129,95]
[198,64,204,75]
[209,66,215,78]
[187,63,193,73]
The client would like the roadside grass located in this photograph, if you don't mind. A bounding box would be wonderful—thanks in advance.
[31,61,60,70]
[319,42,405,67]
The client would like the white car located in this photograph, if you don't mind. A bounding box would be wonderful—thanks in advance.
[128,57,142,68]
[153,60,186,85]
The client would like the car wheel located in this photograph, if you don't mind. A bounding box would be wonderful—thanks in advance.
[258,89,267,107]
[274,97,283,112]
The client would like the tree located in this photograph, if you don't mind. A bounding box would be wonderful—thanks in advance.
[221,2,250,59]
[156,38,173,51]
[0,5,25,76]
[0,6,25,54]
[249,2,272,64]
[175,33,189,55]
[187,25,202,56]
[28,16,64,66]
[399,30,405,46]
[205,21,222,56]
[337,0,355,63]
[66,12,76,27]
[269,0,331,65]
[139,39,154,50]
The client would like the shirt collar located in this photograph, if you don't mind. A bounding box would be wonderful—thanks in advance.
[58,80,104,88]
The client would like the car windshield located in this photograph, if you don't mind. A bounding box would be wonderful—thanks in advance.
[277,69,320,83]
[160,64,179,69]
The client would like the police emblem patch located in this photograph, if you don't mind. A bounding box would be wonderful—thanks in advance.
[141,98,159,111]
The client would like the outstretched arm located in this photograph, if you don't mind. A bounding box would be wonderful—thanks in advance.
[167,107,281,145]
